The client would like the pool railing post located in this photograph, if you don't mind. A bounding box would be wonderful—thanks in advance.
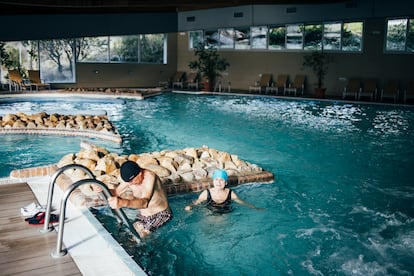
[51,178,141,258]
[40,164,95,234]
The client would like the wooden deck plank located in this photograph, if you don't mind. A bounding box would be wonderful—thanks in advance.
[0,182,81,276]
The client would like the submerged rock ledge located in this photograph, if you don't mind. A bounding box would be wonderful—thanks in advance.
[37,142,274,206]
[0,112,122,143]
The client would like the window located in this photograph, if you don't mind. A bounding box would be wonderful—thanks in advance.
[76,36,109,62]
[1,33,167,84]
[304,24,322,50]
[110,35,139,62]
[1,41,36,83]
[407,19,414,52]
[235,27,250,49]
[251,26,268,49]
[219,28,235,49]
[140,34,164,63]
[323,22,341,50]
[386,18,408,51]
[268,26,286,50]
[205,30,220,48]
[39,39,75,83]
[189,31,203,49]
[342,22,363,52]
[286,24,303,49]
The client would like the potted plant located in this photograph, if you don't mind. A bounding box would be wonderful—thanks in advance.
[188,43,229,91]
[302,51,333,98]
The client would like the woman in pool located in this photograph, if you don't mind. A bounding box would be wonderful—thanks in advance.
[184,169,261,213]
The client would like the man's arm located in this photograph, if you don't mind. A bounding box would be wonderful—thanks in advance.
[115,170,156,209]
[116,197,150,209]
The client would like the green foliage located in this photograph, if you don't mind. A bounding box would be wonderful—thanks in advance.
[0,41,27,77]
[269,27,286,46]
[140,34,164,63]
[302,51,333,88]
[0,41,13,69]
[188,43,229,87]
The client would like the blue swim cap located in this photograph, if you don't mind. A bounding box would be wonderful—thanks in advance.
[212,169,228,182]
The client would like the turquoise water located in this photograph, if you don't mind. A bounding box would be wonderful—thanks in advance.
[1,93,414,275]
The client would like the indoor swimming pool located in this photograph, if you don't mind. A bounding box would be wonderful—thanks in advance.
[1,93,413,275]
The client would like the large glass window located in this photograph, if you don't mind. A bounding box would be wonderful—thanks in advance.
[268,26,286,50]
[342,22,363,52]
[251,26,268,49]
[205,30,220,48]
[2,41,38,72]
[1,32,167,84]
[76,36,109,62]
[323,22,341,50]
[235,27,251,49]
[219,28,235,49]
[386,18,408,51]
[286,24,303,49]
[110,35,139,62]
[189,31,203,49]
[304,24,322,50]
[407,19,414,52]
[139,34,164,63]
[39,39,75,83]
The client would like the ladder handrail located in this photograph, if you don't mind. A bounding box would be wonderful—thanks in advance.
[52,178,141,258]
[41,164,95,233]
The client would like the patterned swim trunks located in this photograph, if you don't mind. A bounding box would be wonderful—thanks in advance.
[134,207,172,232]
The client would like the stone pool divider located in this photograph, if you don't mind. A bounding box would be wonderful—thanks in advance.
[0,112,122,143]
[10,142,274,207]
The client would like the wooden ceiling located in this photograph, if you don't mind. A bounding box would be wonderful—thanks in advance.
[0,0,345,15]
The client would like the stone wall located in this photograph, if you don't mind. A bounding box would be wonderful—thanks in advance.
[53,142,274,206]
[0,112,122,143]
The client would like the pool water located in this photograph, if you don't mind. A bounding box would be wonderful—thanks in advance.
[1,93,413,275]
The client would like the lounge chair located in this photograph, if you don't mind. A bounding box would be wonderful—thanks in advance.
[358,78,377,101]
[249,73,272,93]
[172,71,185,89]
[381,79,399,103]
[8,69,32,92]
[266,74,288,95]
[185,72,199,90]
[28,70,51,91]
[214,72,231,92]
[342,78,360,100]
[404,80,414,104]
[285,75,305,96]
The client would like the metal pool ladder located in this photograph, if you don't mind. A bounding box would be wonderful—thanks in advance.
[40,163,140,258]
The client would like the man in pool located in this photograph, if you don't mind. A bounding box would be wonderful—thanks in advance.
[184,169,261,213]
[94,160,172,238]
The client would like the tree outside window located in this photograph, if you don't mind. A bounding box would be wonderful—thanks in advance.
[39,39,75,83]
[140,34,164,63]
[406,19,414,52]
[76,36,109,62]
[304,24,322,50]
[342,22,363,52]
[268,26,286,50]
[323,22,341,50]
[386,19,407,51]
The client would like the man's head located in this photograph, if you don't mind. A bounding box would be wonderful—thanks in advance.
[120,161,141,182]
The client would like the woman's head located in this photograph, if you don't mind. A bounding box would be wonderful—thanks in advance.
[212,169,228,182]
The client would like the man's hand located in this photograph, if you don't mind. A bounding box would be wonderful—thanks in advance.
[108,196,122,209]
[91,184,103,193]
